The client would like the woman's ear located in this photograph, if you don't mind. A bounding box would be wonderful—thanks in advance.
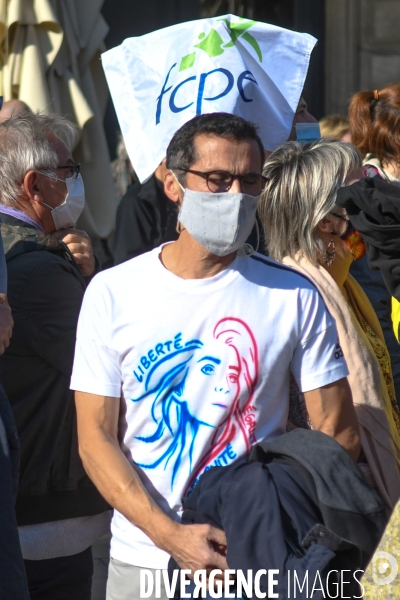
[317,215,336,234]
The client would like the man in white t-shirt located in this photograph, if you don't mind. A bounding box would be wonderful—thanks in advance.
[71,113,360,600]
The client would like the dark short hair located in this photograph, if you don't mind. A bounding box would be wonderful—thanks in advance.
[166,112,264,182]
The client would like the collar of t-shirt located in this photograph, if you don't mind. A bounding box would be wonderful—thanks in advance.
[155,244,243,293]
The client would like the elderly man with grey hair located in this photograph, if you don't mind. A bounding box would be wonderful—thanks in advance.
[0,112,110,600]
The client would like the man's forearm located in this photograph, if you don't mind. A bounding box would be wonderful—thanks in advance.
[318,421,361,461]
[304,378,361,461]
[78,427,178,551]
[79,426,229,575]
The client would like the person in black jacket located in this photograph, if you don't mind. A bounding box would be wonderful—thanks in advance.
[0,112,110,600]
[0,384,30,600]
[0,213,29,598]
[113,159,178,264]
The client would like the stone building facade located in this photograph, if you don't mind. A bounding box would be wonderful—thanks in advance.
[325,0,400,115]
[201,0,400,118]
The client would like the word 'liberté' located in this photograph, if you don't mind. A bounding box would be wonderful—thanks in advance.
[139,569,365,598]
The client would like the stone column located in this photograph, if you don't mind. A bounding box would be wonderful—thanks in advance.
[359,0,400,91]
[325,0,400,116]
[325,0,360,115]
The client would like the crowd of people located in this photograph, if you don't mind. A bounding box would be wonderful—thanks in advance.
[1,77,400,600]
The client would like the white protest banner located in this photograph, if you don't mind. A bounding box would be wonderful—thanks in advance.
[102,15,317,183]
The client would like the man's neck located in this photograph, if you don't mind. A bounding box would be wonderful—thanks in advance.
[15,197,43,227]
[160,230,236,279]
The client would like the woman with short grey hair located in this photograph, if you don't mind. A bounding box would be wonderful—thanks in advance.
[259,139,360,264]
[259,139,400,510]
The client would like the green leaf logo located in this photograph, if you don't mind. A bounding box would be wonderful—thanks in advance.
[194,29,225,57]
[179,52,196,71]
[220,17,262,62]
[179,17,262,72]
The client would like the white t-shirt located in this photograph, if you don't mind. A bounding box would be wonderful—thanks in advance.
[70,247,348,569]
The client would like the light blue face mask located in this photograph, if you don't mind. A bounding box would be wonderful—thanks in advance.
[177,187,260,256]
[296,122,321,143]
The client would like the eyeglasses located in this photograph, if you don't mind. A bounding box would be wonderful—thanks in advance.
[175,168,267,195]
[57,163,81,180]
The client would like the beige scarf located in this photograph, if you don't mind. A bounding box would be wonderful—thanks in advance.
[283,254,400,509]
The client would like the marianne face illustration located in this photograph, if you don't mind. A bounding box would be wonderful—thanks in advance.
[132,318,259,489]
[180,339,239,426]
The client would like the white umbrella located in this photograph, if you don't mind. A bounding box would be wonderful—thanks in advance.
[0,0,117,238]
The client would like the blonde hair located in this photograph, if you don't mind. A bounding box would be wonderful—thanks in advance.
[319,114,350,140]
[258,139,361,264]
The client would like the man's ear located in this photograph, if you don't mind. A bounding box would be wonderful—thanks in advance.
[23,170,43,204]
[317,215,336,234]
[164,170,183,205]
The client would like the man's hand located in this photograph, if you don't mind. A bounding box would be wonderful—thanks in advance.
[0,294,13,354]
[163,523,228,577]
[53,228,95,277]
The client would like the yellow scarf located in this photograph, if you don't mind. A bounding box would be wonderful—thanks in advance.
[344,276,400,435]
[283,251,400,509]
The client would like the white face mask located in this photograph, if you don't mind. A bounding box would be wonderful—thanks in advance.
[41,173,85,230]
[178,187,260,256]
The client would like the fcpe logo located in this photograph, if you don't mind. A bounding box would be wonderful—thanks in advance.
[156,17,263,125]
[179,17,262,71]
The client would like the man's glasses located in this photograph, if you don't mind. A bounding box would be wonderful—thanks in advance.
[57,163,81,180]
[176,168,268,196]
